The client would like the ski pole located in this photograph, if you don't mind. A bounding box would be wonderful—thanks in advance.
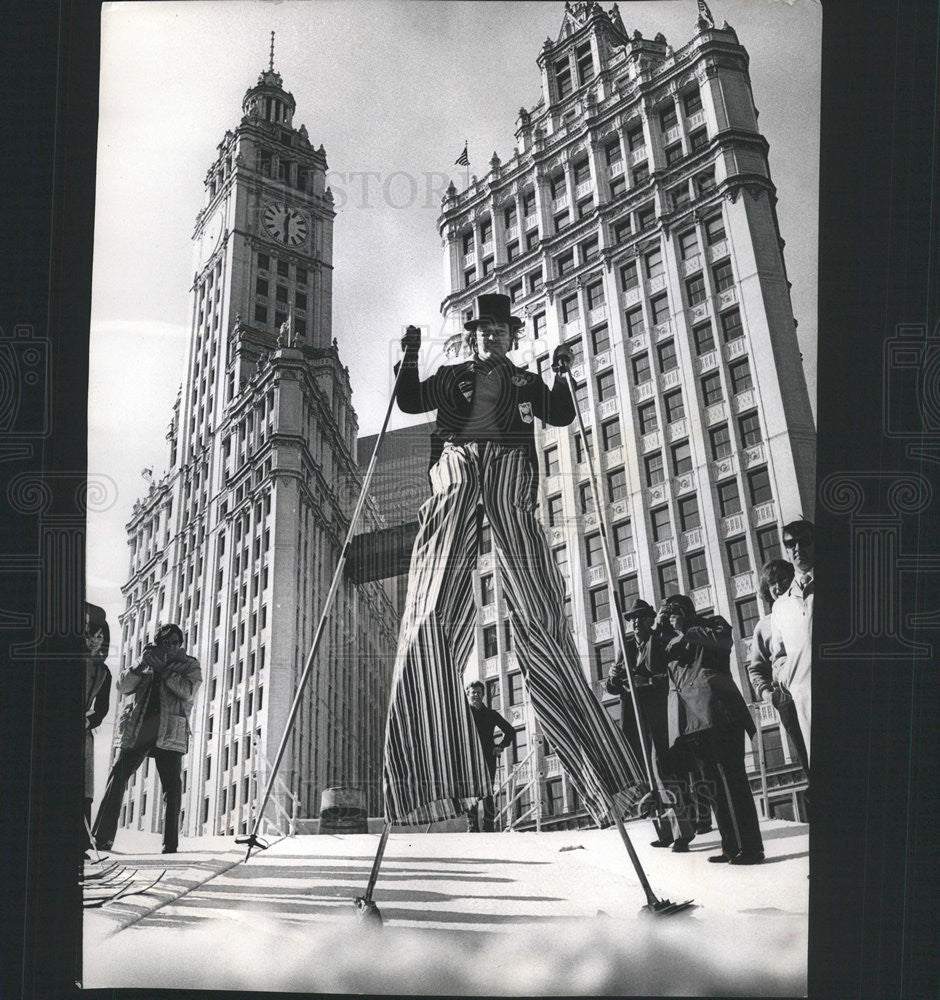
[560,364,665,806]
[237,330,416,858]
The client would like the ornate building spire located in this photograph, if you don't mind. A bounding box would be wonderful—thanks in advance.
[269,30,275,72]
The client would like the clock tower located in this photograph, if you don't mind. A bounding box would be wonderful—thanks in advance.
[115,41,397,840]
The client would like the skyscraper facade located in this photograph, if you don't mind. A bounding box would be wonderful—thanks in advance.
[113,55,398,838]
[436,2,814,824]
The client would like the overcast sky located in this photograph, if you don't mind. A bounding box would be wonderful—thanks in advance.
[88,0,821,639]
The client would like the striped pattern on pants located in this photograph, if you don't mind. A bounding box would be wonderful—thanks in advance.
[383,441,644,826]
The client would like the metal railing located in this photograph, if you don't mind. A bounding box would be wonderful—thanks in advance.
[247,749,301,837]
[493,745,543,832]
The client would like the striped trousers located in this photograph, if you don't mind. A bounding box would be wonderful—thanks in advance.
[383,441,643,826]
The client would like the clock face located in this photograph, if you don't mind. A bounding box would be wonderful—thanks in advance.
[200,209,224,265]
[261,201,309,247]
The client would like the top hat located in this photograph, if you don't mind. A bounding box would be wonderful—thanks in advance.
[463,293,524,332]
[622,598,655,621]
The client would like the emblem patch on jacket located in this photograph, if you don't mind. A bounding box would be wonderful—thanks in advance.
[457,375,474,402]
[511,372,532,387]
[518,401,534,423]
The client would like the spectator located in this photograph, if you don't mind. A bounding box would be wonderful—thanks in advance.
[771,519,814,770]
[606,598,697,851]
[656,594,764,865]
[748,559,809,773]
[465,680,514,831]
[84,604,112,851]
[92,624,202,854]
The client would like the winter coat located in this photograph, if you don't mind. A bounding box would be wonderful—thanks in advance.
[115,645,202,754]
[660,615,756,745]
[394,350,575,500]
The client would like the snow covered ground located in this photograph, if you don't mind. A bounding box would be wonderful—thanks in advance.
[84,818,808,996]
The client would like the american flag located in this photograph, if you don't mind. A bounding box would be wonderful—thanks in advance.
[455,142,469,167]
[697,0,715,26]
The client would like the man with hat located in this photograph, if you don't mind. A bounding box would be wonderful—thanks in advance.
[382,295,644,830]
[607,598,697,851]
[655,594,764,865]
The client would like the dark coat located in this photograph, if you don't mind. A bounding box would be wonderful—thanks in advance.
[606,636,670,751]
[394,350,575,498]
[469,703,515,774]
[659,615,756,745]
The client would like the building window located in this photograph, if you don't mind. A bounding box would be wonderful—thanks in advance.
[548,494,564,527]
[257,252,270,271]
[664,390,685,424]
[504,203,517,229]
[608,467,627,502]
[637,203,655,230]
[645,248,664,280]
[614,520,634,555]
[657,338,677,372]
[464,267,476,288]
[613,217,632,243]
[645,452,665,486]
[672,440,692,474]
[660,103,678,132]
[638,401,657,435]
[596,371,616,402]
[590,323,610,354]
[618,575,640,609]
[710,424,732,459]
[736,597,761,639]
[626,308,645,339]
[574,428,593,463]
[576,42,594,84]
[602,419,622,451]
[678,494,700,531]
[529,270,543,294]
[651,506,672,542]
[730,358,753,394]
[632,161,650,185]
[632,352,652,385]
[552,545,569,581]
[683,87,703,116]
[555,56,573,98]
[579,482,595,514]
[255,277,268,297]
[712,259,734,291]
[554,211,571,234]
[586,281,604,311]
[686,551,709,589]
[609,175,627,198]
[719,310,744,345]
[512,726,528,766]
[605,137,623,164]
[686,273,707,306]
[486,678,501,711]
[483,624,498,659]
[757,526,782,565]
[693,321,715,355]
[727,537,751,575]
[481,574,495,605]
[670,183,691,210]
[627,123,645,151]
[718,478,742,516]
[508,279,523,303]
[577,196,594,219]
[585,532,603,567]
[665,142,683,166]
[651,295,671,326]
[620,260,639,291]
[277,260,289,279]
[701,372,723,406]
[704,213,726,245]
[507,241,520,263]
[479,523,493,555]
[526,228,540,251]
[739,412,762,446]
[542,446,561,477]
[590,587,610,623]
[254,304,267,324]
[296,267,307,286]
[748,467,773,506]
[573,380,589,410]
[561,295,579,325]
[657,562,677,596]
[509,672,524,706]
[482,257,494,277]
[689,127,708,151]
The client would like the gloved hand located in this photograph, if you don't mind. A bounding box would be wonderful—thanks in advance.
[551,343,574,373]
[401,325,421,353]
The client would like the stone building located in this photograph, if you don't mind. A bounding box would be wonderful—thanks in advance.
[435,2,814,824]
[114,52,397,836]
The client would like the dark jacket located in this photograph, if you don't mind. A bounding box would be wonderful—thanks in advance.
[394,349,575,495]
[658,615,756,744]
[469,703,515,767]
[607,636,670,757]
[115,645,202,754]
[84,654,112,730]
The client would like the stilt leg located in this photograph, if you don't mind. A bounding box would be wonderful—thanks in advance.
[354,823,391,925]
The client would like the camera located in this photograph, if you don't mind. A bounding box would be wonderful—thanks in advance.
[883,321,940,438]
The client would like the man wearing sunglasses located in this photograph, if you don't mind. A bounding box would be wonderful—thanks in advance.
[771,519,814,771]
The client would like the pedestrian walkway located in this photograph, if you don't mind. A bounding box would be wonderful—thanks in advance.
[83,818,808,995]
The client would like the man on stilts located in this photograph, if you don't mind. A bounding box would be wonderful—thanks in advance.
[382,294,644,838]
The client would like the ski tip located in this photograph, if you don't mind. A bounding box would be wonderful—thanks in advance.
[353,897,384,926]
